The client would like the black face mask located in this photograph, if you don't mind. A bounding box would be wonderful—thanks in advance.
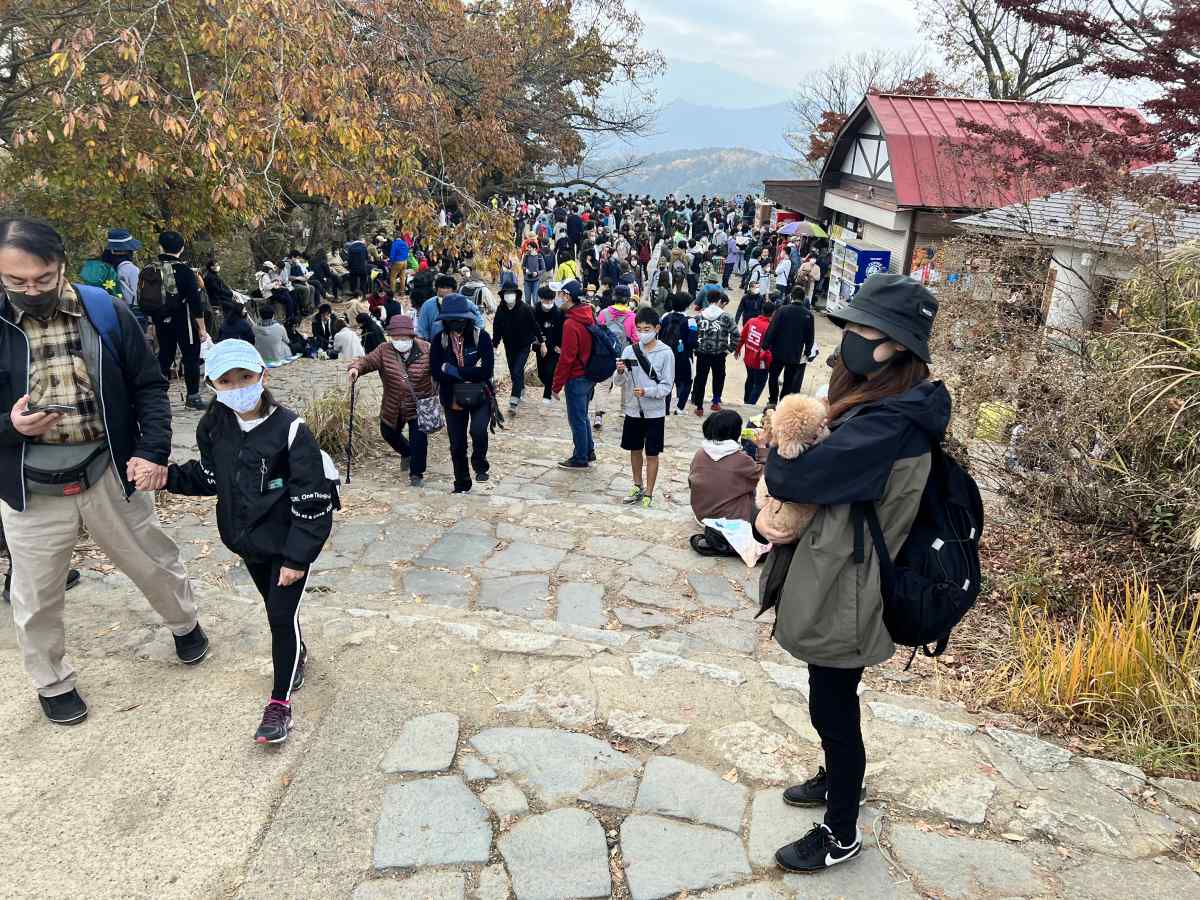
[840,331,892,377]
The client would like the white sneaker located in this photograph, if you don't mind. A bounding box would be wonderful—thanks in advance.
[542,398,553,406]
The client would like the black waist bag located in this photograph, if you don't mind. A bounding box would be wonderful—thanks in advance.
[452,382,487,410]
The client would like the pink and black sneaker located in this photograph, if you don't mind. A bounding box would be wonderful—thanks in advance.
[254,700,292,744]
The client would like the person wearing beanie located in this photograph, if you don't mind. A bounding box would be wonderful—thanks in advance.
[531,285,563,404]
[429,295,495,493]
[155,230,210,409]
[762,273,949,875]
[165,339,335,745]
[491,286,543,412]
[347,315,434,487]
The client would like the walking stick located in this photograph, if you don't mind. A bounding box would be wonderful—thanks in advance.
[346,378,357,485]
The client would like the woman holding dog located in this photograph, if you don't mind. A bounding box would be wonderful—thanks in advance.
[759,273,950,875]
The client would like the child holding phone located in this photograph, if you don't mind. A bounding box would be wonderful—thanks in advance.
[157,339,335,744]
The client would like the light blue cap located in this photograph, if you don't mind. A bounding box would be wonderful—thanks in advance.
[205,339,265,382]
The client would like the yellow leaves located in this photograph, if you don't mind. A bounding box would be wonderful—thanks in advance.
[48,52,70,77]
[128,95,139,108]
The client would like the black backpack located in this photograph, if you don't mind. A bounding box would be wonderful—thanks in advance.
[857,444,984,666]
[658,313,684,353]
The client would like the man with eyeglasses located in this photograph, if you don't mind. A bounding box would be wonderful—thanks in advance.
[0,217,208,726]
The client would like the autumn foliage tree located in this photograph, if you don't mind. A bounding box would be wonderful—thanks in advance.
[0,0,657,256]
[957,1,1197,199]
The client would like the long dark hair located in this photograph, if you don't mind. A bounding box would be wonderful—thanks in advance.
[826,353,929,423]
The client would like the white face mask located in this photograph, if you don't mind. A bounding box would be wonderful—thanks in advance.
[541,301,554,310]
[392,339,413,352]
[503,294,517,306]
[637,330,657,346]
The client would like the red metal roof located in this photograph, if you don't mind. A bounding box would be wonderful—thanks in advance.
[862,93,1146,210]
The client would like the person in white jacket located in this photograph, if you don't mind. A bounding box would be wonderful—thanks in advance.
[613,307,676,509]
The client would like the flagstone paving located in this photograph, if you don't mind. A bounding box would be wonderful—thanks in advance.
[0,318,1197,898]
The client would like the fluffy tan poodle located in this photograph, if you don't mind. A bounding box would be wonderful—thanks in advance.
[755,394,829,544]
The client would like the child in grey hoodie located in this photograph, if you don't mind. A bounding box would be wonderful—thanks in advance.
[614,307,676,508]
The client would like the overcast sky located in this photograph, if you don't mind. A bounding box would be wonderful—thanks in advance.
[635,0,925,104]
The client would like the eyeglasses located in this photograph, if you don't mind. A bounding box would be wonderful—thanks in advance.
[1,269,62,292]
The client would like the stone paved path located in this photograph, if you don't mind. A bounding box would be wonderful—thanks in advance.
[0,306,1198,898]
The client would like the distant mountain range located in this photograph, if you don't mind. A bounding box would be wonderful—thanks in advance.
[588,147,804,198]
[597,99,797,160]
[581,99,810,197]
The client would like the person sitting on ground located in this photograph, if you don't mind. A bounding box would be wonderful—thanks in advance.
[252,306,292,365]
[357,312,386,354]
[311,303,336,355]
[217,302,255,345]
[331,317,364,360]
[687,409,762,556]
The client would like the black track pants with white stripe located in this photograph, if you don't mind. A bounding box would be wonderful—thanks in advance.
[244,557,307,701]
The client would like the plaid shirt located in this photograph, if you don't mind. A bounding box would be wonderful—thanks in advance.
[15,284,106,445]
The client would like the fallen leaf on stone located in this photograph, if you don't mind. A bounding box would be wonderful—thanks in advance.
[118,704,141,712]
[1056,846,1072,859]
[281,773,291,786]
[1001,833,1026,842]
[721,768,739,783]
[96,564,115,574]
[978,764,998,776]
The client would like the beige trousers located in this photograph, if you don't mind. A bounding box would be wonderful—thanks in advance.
[1,469,198,697]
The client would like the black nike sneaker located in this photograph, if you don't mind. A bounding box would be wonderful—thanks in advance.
[775,823,862,873]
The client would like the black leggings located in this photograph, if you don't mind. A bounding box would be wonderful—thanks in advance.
[244,557,308,701]
[808,663,865,843]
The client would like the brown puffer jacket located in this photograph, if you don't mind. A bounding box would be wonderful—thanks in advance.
[351,339,434,427]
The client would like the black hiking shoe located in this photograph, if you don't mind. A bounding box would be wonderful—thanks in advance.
[290,642,308,693]
[775,823,862,873]
[174,623,210,665]
[783,767,867,808]
[39,689,89,725]
[254,700,293,744]
[557,459,589,469]
[475,471,490,482]
[409,475,424,488]
[185,394,208,411]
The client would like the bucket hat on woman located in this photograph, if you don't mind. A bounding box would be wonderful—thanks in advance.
[827,273,938,362]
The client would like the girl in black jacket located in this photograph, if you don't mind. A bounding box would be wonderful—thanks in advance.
[166,339,334,745]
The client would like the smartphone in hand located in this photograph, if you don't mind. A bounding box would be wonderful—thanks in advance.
[24,403,74,415]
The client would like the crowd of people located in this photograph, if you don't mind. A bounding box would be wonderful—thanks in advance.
[0,187,960,878]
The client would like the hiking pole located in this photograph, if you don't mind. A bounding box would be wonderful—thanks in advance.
[346,378,357,485]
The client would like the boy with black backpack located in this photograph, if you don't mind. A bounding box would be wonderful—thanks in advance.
[614,308,675,508]
[140,231,209,409]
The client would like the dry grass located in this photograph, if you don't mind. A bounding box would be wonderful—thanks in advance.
[301,386,382,461]
[990,575,1200,775]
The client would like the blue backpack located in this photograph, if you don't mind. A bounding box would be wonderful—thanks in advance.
[583,322,618,382]
[75,284,123,360]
